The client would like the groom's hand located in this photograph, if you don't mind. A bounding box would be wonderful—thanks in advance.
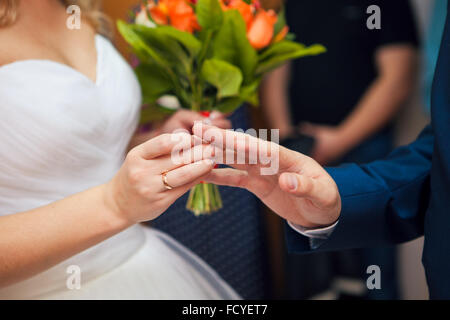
[193,123,341,228]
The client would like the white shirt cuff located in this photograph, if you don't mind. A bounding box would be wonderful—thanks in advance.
[287,220,339,240]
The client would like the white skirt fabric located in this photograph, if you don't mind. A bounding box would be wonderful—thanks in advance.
[0,226,240,300]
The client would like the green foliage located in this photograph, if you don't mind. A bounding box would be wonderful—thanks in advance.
[118,2,327,216]
[156,26,202,56]
[132,24,191,74]
[186,183,223,216]
[139,104,176,124]
[273,6,286,36]
[117,20,167,67]
[212,10,258,85]
[196,0,224,30]
[257,41,327,75]
[135,63,173,104]
[117,8,326,120]
[201,59,243,99]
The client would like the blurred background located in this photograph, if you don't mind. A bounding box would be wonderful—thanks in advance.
[103,0,443,299]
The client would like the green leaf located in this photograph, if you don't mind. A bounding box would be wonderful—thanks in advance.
[213,79,262,112]
[256,40,326,75]
[201,59,243,99]
[273,6,286,36]
[139,104,176,125]
[240,79,261,106]
[213,80,262,112]
[131,24,191,72]
[118,20,191,101]
[245,91,259,106]
[285,33,296,41]
[156,25,202,56]
[214,97,244,113]
[212,10,258,84]
[117,20,169,68]
[196,0,224,30]
[135,63,173,104]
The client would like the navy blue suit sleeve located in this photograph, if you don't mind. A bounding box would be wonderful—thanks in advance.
[287,125,434,253]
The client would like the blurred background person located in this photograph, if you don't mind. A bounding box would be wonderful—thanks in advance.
[261,0,419,299]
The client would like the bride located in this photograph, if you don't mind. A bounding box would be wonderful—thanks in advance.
[0,0,239,299]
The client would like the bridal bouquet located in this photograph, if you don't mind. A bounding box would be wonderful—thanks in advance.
[118,0,325,215]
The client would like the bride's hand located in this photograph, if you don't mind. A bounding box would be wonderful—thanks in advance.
[128,110,231,150]
[104,132,216,223]
[159,110,231,134]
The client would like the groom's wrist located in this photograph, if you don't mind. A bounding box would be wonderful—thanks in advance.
[287,216,339,230]
[288,219,339,240]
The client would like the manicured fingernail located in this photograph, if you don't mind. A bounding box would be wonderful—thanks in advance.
[286,174,298,190]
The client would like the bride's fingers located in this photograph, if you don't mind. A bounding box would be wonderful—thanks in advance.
[153,143,216,173]
[165,168,242,202]
[163,159,215,189]
[211,119,232,129]
[203,168,249,188]
[134,132,194,160]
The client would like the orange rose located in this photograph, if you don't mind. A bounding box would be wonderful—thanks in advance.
[247,9,277,50]
[222,0,254,28]
[149,0,200,33]
[149,3,169,25]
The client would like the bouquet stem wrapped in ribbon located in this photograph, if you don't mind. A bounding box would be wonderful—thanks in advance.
[118,0,326,215]
[187,178,223,215]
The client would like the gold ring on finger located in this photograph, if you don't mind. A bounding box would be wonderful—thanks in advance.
[161,171,174,190]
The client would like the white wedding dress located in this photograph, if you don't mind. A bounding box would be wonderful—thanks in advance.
[0,35,239,300]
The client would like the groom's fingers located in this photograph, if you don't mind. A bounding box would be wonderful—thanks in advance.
[193,122,261,154]
[193,123,311,171]
[278,172,338,209]
[193,123,277,167]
